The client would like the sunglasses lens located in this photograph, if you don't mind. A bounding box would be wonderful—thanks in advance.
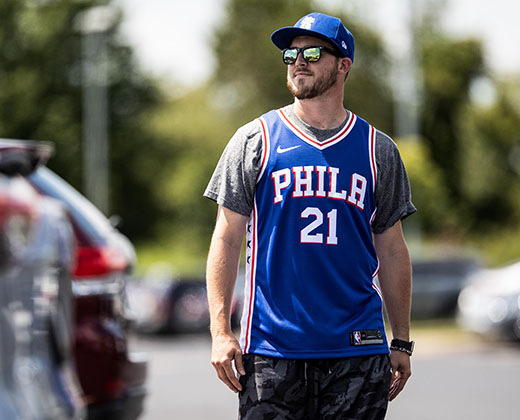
[282,47,324,64]
[302,47,321,62]
[283,49,298,64]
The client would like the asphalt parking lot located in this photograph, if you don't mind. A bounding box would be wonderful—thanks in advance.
[131,325,520,420]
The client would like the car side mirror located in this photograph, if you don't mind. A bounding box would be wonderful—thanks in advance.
[0,140,54,177]
[109,214,123,229]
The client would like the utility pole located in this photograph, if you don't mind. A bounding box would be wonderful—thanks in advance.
[76,6,118,215]
[393,0,422,138]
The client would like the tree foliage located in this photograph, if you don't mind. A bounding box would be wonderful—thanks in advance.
[3,0,520,267]
[420,35,484,198]
[143,86,236,261]
[0,0,173,241]
[458,87,520,231]
[417,29,520,246]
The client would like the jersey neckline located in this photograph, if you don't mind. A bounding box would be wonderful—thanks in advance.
[277,108,357,150]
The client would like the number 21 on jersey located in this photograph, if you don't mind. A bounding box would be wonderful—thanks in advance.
[300,207,338,245]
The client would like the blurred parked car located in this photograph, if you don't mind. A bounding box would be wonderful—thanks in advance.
[0,140,85,420]
[457,261,520,342]
[127,264,242,334]
[410,257,480,319]
[28,166,148,420]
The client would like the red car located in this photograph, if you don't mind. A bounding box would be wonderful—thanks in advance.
[29,166,148,420]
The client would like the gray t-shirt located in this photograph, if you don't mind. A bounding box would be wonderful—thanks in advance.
[204,105,416,233]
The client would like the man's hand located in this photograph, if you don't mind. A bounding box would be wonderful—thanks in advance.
[388,350,412,401]
[211,332,246,393]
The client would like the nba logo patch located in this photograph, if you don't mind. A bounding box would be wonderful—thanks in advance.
[350,330,385,346]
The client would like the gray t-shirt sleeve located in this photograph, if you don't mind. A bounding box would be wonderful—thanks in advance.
[203,120,263,216]
[372,130,416,234]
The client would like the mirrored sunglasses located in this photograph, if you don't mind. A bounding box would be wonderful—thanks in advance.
[282,46,340,65]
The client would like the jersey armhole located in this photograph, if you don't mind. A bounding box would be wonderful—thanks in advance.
[256,117,270,183]
[369,125,377,193]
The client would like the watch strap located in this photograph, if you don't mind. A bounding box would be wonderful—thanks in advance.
[390,338,414,356]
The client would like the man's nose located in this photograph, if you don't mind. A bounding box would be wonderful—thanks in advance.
[294,52,308,66]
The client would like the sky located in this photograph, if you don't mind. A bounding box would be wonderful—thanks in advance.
[115,0,519,88]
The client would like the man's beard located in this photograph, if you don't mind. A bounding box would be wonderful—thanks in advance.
[286,64,339,99]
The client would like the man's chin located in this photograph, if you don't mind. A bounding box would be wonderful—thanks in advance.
[291,89,319,100]
[287,81,313,99]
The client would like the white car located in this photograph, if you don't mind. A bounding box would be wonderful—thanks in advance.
[0,139,85,420]
[457,261,520,341]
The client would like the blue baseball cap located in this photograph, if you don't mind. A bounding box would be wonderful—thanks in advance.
[271,12,355,62]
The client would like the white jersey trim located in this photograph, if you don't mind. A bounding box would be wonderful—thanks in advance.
[372,260,383,301]
[369,124,378,225]
[369,125,377,192]
[240,201,259,353]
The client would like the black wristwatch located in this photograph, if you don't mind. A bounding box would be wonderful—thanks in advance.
[390,338,414,356]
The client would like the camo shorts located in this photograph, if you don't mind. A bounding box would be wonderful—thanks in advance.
[238,354,392,420]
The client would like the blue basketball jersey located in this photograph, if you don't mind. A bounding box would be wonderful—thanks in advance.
[239,109,389,359]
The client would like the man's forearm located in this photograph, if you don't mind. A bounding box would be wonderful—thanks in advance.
[206,236,242,336]
[379,248,412,340]
[374,221,412,340]
[206,206,249,337]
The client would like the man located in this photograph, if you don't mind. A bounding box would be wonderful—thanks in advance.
[205,12,416,420]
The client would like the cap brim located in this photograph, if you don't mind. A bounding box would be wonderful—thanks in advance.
[271,26,341,53]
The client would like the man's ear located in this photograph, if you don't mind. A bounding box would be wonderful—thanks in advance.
[339,57,352,74]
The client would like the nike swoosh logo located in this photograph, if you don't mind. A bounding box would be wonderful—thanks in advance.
[276,145,301,153]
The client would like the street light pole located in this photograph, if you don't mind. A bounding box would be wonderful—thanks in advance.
[393,0,422,138]
[76,6,118,215]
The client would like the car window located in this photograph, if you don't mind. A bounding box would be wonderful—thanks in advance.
[28,167,112,245]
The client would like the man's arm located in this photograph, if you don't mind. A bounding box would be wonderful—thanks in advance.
[206,205,249,393]
[373,220,412,401]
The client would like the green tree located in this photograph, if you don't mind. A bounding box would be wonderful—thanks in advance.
[143,85,236,264]
[419,35,484,200]
[458,80,520,265]
[459,84,520,231]
[397,136,456,234]
[0,0,171,241]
